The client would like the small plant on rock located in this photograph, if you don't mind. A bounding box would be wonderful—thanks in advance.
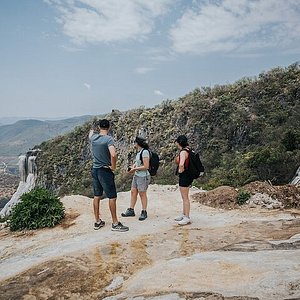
[236,190,251,205]
[10,187,65,231]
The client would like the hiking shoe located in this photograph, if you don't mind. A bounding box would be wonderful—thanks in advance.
[121,208,135,217]
[178,216,191,226]
[174,214,184,221]
[94,220,105,230]
[112,222,129,232]
[139,210,147,221]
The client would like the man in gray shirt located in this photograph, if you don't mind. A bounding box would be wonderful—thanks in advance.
[89,119,129,232]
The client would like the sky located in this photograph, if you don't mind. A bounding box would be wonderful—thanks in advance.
[0,0,299,119]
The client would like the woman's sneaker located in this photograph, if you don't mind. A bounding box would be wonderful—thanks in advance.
[94,220,105,230]
[174,214,184,221]
[112,222,129,232]
[139,210,147,221]
[121,208,135,217]
[178,216,191,225]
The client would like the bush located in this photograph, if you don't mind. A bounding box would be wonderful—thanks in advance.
[236,190,251,205]
[10,187,65,231]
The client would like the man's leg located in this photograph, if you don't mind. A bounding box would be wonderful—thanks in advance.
[93,196,102,222]
[92,168,104,225]
[101,169,129,231]
[109,198,118,224]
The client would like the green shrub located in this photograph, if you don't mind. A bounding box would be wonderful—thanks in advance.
[10,187,65,231]
[236,190,251,205]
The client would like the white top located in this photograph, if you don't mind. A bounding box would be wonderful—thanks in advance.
[135,149,150,177]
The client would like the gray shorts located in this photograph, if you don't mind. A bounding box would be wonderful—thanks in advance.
[131,175,151,192]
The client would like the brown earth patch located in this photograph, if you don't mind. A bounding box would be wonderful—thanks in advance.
[192,181,300,210]
[192,186,238,209]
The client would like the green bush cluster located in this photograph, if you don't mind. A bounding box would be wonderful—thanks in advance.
[9,187,65,231]
[236,190,251,205]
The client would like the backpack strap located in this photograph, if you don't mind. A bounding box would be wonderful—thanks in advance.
[139,149,150,165]
[139,149,145,164]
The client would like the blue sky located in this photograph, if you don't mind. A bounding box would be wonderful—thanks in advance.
[0,0,299,119]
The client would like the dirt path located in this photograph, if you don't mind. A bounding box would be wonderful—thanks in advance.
[0,185,300,300]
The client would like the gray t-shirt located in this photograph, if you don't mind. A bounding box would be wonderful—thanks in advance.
[135,149,150,177]
[89,133,114,168]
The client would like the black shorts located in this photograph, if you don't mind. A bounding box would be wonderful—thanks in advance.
[91,168,117,199]
[179,171,193,187]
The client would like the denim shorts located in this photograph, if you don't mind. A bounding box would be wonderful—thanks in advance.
[91,168,117,199]
[131,175,151,192]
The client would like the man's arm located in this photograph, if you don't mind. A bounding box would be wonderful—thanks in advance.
[108,145,117,171]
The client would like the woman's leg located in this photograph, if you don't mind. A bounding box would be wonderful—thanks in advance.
[138,191,148,210]
[130,187,138,209]
[179,186,190,218]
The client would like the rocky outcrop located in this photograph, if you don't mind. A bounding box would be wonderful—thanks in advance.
[0,150,40,217]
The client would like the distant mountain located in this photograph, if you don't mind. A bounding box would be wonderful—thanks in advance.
[0,115,94,156]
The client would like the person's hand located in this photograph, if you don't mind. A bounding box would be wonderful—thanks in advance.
[178,166,184,173]
[128,167,136,174]
[109,166,116,171]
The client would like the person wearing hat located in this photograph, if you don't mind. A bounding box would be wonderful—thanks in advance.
[121,136,151,221]
[89,119,129,232]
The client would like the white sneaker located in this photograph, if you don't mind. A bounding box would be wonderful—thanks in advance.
[174,214,184,221]
[178,216,191,225]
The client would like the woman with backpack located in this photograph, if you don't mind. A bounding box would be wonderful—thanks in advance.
[121,136,151,221]
[174,135,193,225]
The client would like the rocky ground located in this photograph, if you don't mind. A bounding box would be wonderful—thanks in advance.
[0,184,300,300]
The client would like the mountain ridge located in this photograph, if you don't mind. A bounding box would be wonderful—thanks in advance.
[0,115,94,158]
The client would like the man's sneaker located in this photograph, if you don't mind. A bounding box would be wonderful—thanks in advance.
[139,210,147,221]
[178,216,191,226]
[174,214,184,221]
[112,222,129,232]
[94,220,105,230]
[121,208,135,217]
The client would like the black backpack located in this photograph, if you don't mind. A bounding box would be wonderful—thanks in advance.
[182,148,204,179]
[140,149,160,176]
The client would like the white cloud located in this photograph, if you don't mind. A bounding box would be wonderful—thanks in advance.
[170,0,300,54]
[45,0,172,44]
[84,83,91,89]
[134,67,155,74]
[154,90,164,96]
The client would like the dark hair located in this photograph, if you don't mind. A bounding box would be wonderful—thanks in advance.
[98,119,110,129]
[175,135,188,147]
[134,136,149,149]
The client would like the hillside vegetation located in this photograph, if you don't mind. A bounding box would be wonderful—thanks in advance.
[36,63,300,196]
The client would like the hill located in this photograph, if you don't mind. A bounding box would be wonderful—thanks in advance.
[0,115,93,171]
[35,63,300,196]
[0,115,94,157]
